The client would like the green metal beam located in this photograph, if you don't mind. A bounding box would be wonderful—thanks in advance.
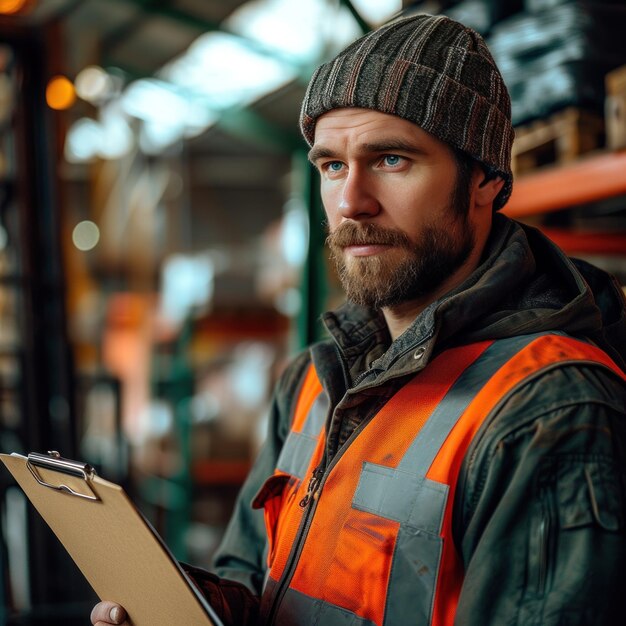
[297,151,329,346]
[338,0,371,34]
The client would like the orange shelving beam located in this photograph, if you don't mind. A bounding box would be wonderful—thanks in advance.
[541,228,626,256]
[192,460,252,486]
[504,150,626,218]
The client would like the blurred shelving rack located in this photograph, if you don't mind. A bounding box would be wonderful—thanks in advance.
[0,19,94,626]
[506,149,626,219]
[503,149,626,260]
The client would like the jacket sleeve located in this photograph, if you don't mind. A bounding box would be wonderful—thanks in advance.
[183,350,311,626]
[454,363,626,626]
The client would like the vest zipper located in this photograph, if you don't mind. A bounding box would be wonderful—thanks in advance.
[267,341,399,623]
[266,414,373,624]
[299,466,324,508]
[266,459,326,625]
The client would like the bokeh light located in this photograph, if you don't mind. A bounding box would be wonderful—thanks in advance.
[72,221,100,251]
[46,75,76,110]
[75,66,113,103]
[0,0,29,15]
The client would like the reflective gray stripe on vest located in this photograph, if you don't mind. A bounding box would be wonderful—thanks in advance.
[266,581,377,626]
[276,387,329,479]
[350,333,548,626]
[353,463,448,533]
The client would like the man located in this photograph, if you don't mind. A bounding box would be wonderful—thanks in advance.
[92,13,626,626]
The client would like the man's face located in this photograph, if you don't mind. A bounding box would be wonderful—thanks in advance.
[309,108,477,310]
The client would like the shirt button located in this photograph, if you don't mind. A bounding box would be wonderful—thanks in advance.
[413,347,426,360]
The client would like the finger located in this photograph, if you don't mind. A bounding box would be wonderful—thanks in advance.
[90,601,128,625]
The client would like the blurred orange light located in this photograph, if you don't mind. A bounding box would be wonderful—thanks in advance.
[46,75,76,110]
[0,0,29,14]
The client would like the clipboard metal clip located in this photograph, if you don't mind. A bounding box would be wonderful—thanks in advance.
[26,451,99,501]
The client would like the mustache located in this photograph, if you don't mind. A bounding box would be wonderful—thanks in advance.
[326,222,413,249]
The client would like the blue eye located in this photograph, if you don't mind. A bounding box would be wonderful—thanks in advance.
[328,161,343,172]
[384,155,401,166]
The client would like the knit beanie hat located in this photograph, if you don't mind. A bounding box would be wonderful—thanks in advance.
[300,14,514,210]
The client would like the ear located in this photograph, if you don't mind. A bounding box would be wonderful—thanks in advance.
[473,168,505,209]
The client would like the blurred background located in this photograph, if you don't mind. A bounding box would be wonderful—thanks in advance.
[0,0,625,623]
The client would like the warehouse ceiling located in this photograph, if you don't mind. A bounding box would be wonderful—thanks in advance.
[4,0,410,184]
[10,0,405,150]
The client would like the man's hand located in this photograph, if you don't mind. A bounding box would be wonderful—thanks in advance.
[90,601,130,625]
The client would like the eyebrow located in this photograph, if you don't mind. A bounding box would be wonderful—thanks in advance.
[307,146,337,164]
[307,138,427,164]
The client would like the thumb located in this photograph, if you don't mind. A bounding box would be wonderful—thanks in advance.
[90,601,128,624]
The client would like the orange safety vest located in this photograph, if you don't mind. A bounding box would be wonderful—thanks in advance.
[253,333,625,625]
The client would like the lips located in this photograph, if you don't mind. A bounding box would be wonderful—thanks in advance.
[343,243,392,257]
[327,223,412,259]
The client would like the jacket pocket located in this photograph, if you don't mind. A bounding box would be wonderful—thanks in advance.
[528,456,623,599]
[252,472,299,568]
[529,482,556,597]
[557,459,623,532]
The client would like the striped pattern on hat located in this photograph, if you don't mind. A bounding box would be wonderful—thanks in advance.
[300,14,514,210]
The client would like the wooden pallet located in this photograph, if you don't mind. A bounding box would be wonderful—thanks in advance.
[606,64,626,150]
[512,107,605,176]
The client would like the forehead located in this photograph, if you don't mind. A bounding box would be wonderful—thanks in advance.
[312,108,448,155]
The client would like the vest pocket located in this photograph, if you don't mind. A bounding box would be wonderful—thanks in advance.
[252,472,299,567]
[351,462,448,625]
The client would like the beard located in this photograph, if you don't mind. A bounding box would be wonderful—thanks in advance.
[326,217,475,310]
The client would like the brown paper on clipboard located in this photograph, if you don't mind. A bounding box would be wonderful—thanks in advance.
[0,453,219,626]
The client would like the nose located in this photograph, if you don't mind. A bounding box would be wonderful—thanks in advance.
[338,169,381,220]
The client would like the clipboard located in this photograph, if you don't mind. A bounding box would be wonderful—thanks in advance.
[0,451,223,626]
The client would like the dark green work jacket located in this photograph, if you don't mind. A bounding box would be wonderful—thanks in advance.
[188,214,626,626]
